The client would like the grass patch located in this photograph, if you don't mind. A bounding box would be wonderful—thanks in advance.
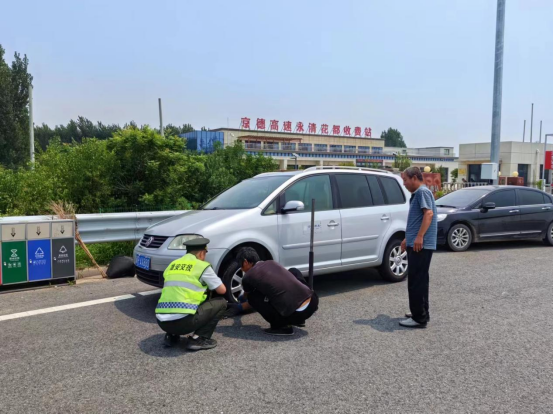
[76,241,136,269]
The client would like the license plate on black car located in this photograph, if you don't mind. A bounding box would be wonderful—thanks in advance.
[136,254,151,270]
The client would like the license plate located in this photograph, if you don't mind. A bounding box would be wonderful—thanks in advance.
[136,254,151,270]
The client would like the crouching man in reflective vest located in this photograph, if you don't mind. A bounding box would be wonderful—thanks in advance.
[156,238,227,351]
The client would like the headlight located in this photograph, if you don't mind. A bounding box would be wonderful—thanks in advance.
[437,214,448,222]
[167,234,203,250]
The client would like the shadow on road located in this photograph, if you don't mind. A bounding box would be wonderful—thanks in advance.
[115,294,159,324]
[313,268,389,298]
[139,333,198,358]
[353,314,410,332]
[216,317,308,342]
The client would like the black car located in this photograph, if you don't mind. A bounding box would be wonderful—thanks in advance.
[436,185,553,251]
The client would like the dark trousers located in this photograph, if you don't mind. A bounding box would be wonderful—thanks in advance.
[157,297,227,339]
[248,268,319,329]
[406,247,433,324]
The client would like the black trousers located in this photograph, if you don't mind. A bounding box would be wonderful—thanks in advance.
[247,268,319,329]
[157,297,227,339]
[406,247,433,324]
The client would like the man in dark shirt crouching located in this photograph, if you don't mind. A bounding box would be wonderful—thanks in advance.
[234,247,319,336]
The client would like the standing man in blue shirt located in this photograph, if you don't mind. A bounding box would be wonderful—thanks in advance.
[400,167,438,328]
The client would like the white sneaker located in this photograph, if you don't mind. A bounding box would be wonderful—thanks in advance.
[399,317,427,328]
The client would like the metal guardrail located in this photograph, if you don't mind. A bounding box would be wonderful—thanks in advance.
[0,211,188,244]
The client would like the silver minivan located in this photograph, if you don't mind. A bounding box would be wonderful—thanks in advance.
[134,166,409,302]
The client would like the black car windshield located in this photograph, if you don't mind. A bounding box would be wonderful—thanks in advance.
[435,188,490,208]
[202,175,291,210]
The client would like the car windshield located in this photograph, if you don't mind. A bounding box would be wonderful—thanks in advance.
[435,188,490,208]
[202,175,291,210]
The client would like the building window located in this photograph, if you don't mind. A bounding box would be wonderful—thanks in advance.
[330,145,343,153]
[282,143,297,151]
[314,144,328,152]
[372,147,383,154]
[344,145,356,153]
[298,143,312,152]
[358,146,371,154]
[444,149,450,155]
[263,142,279,150]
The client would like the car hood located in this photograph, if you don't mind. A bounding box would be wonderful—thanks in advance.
[146,209,254,237]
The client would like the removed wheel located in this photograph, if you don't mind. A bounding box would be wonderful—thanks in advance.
[544,221,553,246]
[379,238,408,282]
[447,224,472,252]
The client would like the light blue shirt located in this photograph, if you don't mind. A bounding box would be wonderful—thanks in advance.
[406,185,438,250]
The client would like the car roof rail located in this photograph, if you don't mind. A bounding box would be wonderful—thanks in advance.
[303,166,392,174]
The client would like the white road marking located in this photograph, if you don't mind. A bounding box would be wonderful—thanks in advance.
[137,289,162,296]
[0,294,136,323]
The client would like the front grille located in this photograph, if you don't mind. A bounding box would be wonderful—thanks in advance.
[136,268,164,287]
[139,234,169,249]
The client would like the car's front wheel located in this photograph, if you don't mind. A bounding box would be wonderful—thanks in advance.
[544,221,553,246]
[379,237,408,282]
[447,224,472,252]
[221,259,244,303]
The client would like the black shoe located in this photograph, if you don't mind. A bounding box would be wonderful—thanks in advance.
[264,326,294,336]
[405,313,430,322]
[223,303,243,319]
[186,336,218,351]
[164,333,180,347]
[293,320,306,328]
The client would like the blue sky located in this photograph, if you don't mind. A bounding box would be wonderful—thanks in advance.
[1,0,552,150]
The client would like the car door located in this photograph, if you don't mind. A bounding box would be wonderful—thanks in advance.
[477,189,520,240]
[333,173,390,266]
[516,189,552,237]
[277,174,342,272]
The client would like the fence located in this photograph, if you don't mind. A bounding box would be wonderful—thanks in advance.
[0,211,188,244]
[441,182,489,194]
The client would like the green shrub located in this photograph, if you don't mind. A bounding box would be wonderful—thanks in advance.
[76,241,137,269]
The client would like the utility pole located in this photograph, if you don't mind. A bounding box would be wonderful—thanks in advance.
[490,0,506,185]
[543,134,552,191]
[539,120,542,143]
[530,103,534,143]
[158,98,164,137]
[29,85,35,166]
[523,120,526,142]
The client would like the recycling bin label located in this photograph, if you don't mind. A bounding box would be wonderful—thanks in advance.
[1,241,27,284]
[28,239,52,281]
[52,238,75,278]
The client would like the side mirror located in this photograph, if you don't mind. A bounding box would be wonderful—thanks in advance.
[482,202,496,211]
[282,200,305,213]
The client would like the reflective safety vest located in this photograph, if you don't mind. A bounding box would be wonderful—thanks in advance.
[155,253,211,315]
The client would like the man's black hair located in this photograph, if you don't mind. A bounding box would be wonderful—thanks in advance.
[236,247,260,265]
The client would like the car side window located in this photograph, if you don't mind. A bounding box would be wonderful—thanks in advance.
[484,190,516,208]
[366,175,386,206]
[264,199,278,215]
[518,190,545,206]
[379,177,406,205]
[283,175,333,212]
[335,174,373,209]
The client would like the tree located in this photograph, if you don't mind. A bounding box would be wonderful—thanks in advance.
[450,168,458,183]
[0,45,33,168]
[381,128,406,148]
[392,154,412,171]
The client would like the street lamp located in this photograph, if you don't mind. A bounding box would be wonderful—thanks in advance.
[292,153,299,170]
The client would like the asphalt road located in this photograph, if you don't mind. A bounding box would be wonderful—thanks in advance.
[1,240,552,413]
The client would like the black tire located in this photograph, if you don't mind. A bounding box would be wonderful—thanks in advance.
[447,224,472,252]
[544,221,553,246]
[220,259,243,303]
[378,237,408,283]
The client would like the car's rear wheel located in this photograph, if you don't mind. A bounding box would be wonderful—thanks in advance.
[447,224,472,252]
[379,237,408,282]
[544,221,553,246]
[221,259,244,303]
